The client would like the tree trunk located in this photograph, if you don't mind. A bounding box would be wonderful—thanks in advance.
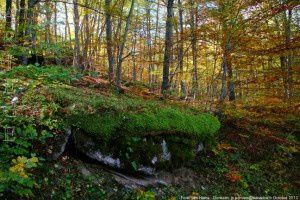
[45,0,52,44]
[64,2,72,42]
[105,0,115,82]
[161,0,174,93]
[73,0,82,69]
[146,0,152,86]
[27,0,38,63]
[54,2,58,43]
[227,58,235,101]
[18,0,27,65]
[220,36,235,102]
[178,0,184,97]
[5,0,12,30]
[132,25,138,81]
[83,0,90,69]
[116,0,135,86]
[153,0,160,84]
[189,0,198,98]
[281,8,293,99]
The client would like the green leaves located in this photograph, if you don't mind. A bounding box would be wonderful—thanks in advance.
[131,161,138,171]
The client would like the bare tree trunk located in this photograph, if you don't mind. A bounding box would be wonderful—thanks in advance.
[15,0,20,35]
[227,57,235,101]
[116,0,135,86]
[5,0,12,30]
[105,0,115,82]
[178,0,185,97]
[132,23,138,81]
[146,1,151,85]
[18,0,27,65]
[64,2,71,42]
[73,0,82,69]
[161,0,174,93]
[190,0,198,98]
[281,8,293,99]
[27,0,37,62]
[220,37,232,102]
[83,0,90,69]
[153,0,160,84]
[114,0,125,70]
[45,0,52,44]
[54,2,58,43]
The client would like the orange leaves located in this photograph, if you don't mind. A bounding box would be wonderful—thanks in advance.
[226,169,242,183]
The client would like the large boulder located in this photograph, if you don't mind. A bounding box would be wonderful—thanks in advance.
[73,128,206,175]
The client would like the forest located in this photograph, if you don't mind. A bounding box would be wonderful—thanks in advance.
[0,0,299,199]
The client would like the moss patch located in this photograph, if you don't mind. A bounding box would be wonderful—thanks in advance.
[1,65,220,150]
[50,84,220,140]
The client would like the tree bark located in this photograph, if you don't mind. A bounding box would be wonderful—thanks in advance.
[73,0,82,69]
[178,0,185,97]
[83,0,90,69]
[105,0,115,82]
[18,0,27,65]
[146,0,153,86]
[281,7,293,99]
[45,0,52,44]
[189,0,198,98]
[54,2,58,43]
[116,0,135,86]
[64,2,72,42]
[161,0,174,93]
[5,0,12,30]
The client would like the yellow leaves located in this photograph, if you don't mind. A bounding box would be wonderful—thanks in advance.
[213,142,237,155]
[188,192,200,199]
[9,156,39,179]
[217,143,236,151]
[30,156,39,163]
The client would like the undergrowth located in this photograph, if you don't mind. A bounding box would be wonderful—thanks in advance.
[0,65,220,198]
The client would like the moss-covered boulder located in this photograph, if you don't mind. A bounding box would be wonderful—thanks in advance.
[73,129,207,174]
[0,65,220,174]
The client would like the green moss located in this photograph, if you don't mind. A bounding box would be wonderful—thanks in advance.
[0,65,80,84]
[50,82,220,140]
[66,110,220,140]
[1,65,220,143]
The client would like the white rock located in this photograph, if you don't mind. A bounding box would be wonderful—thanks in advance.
[161,140,171,161]
[197,143,204,152]
[11,97,18,104]
[151,156,158,164]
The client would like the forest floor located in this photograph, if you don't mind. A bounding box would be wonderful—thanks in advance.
[1,66,299,199]
[33,97,300,199]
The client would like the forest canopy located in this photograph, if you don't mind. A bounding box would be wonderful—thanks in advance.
[0,0,299,101]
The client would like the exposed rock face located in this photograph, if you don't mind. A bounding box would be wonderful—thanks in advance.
[72,129,122,168]
[47,127,207,175]
[72,129,205,174]
[47,128,72,160]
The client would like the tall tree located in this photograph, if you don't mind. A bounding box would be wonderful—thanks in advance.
[161,0,174,93]
[116,0,136,86]
[45,0,52,44]
[73,0,82,69]
[217,0,238,102]
[105,0,115,82]
[279,1,293,99]
[18,0,27,65]
[64,2,71,41]
[189,0,199,98]
[5,0,12,31]
[27,0,39,62]
[178,0,184,78]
